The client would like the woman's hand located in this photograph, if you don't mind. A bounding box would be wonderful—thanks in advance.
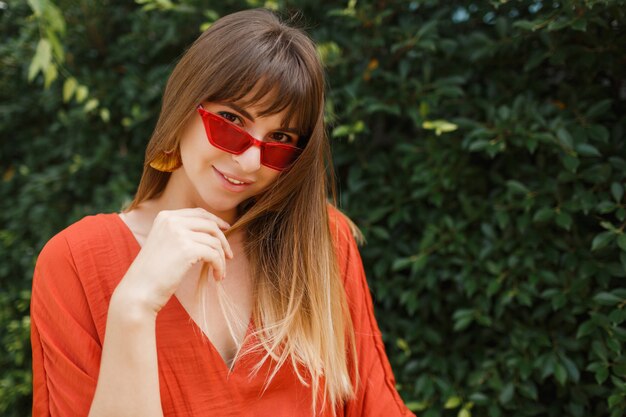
[113,207,234,316]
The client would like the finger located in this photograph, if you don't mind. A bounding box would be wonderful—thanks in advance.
[211,266,221,282]
[190,243,226,281]
[189,232,226,269]
[205,265,221,283]
[178,218,234,259]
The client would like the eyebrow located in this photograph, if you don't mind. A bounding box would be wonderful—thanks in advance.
[221,102,302,136]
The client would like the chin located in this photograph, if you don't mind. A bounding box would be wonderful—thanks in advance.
[198,188,248,212]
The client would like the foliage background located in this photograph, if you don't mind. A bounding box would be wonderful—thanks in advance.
[1,0,625,416]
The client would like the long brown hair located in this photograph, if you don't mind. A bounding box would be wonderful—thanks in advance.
[125,8,357,414]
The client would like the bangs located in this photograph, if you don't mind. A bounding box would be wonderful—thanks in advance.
[202,26,323,143]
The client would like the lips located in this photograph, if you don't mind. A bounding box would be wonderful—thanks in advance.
[213,167,254,191]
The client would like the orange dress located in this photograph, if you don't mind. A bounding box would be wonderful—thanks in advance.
[31,208,415,417]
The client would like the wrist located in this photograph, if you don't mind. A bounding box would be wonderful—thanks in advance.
[109,285,160,323]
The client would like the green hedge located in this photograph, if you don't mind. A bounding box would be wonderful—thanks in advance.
[1,0,625,416]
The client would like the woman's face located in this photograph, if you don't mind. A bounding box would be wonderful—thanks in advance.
[173,99,301,221]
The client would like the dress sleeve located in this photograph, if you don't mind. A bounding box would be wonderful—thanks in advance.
[331,211,415,417]
[31,233,101,417]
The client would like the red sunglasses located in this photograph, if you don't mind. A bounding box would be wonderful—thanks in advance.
[196,105,302,171]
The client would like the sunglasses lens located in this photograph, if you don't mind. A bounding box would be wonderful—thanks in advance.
[262,145,302,170]
[209,116,251,153]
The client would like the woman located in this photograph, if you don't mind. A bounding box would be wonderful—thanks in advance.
[30,8,414,417]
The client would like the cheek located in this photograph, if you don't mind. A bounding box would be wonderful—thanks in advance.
[179,122,222,168]
[257,167,282,188]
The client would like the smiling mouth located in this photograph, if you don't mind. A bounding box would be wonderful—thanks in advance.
[213,167,252,186]
[223,175,246,185]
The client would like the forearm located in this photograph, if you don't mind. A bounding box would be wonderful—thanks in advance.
[88,290,163,417]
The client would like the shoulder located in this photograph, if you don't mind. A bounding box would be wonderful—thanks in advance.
[33,213,133,326]
[326,204,367,282]
[327,203,364,248]
[34,213,133,290]
[37,213,121,264]
[32,214,125,347]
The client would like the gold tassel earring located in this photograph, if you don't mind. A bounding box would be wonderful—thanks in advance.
[149,149,182,172]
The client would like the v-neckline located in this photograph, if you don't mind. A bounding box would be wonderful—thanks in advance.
[111,212,255,374]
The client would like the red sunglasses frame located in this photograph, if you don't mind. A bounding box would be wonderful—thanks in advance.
[196,105,302,171]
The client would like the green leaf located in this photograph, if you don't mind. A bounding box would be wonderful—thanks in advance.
[554,362,567,385]
[100,108,111,123]
[438,86,465,98]
[611,183,624,203]
[453,316,473,332]
[608,337,622,355]
[586,99,612,119]
[513,19,541,31]
[595,364,609,384]
[45,28,64,62]
[533,207,553,222]
[468,392,488,404]
[498,383,514,404]
[556,128,573,150]
[588,125,610,142]
[43,63,58,89]
[444,396,462,409]
[458,409,471,417]
[396,338,411,355]
[572,18,587,31]
[75,85,89,103]
[576,143,601,157]
[591,231,614,251]
[592,340,608,362]
[597,201,615,214]
[608,394,623,408]
[422,120,458,136]
[561,356,580,383]
[406,401,428,412]
[28,38,52,82]
[555,212,572,231]
[26,0,45,15]
[600,221,616,231]
[468,140,489,152]
[613,359,626,377]
[506,180,529,195]
[593,292,622,306]
[369,226,390,240]
[392,257,413,271]
[561,155,580,172]
[63,77,78,102]
[84,98,99,113]
[316,41,341,66]
[332,121,365,138]
[524,50,547,72]
[576,320,596,338]
[417,19,438,37]
[618,234,626,251]
[44,0,67,35]
[518,382,538,400]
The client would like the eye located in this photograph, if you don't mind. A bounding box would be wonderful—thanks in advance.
[269,132,298,145]
[217,111,243,127]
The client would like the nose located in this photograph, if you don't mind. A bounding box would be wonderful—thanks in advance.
[232,141,262,173]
